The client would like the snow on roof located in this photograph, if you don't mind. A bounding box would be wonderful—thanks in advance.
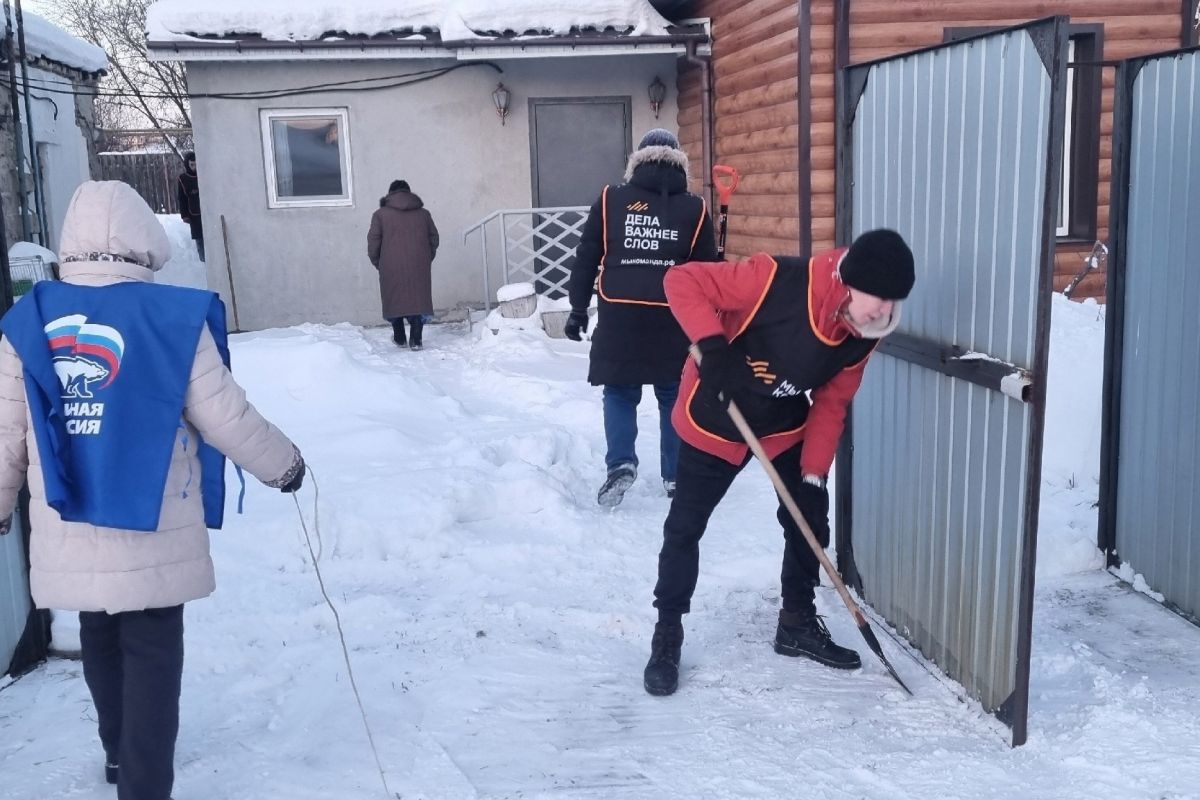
[20,10,108,74]
[8,241,59,264]
[146,0,673,44]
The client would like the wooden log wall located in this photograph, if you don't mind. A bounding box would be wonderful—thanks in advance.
[677,0,1184,301]
[837,0,1182,300]
[678,0,802,259]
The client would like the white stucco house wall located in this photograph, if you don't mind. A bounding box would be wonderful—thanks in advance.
[1,10,106,257]
[146,1,708,331]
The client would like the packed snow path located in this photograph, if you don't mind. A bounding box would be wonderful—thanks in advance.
[2,319,1198,800]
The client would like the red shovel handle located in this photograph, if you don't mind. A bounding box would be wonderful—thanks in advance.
[713,165,740,206]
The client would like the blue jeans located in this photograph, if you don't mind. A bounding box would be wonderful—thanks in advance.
[602,382,680,481]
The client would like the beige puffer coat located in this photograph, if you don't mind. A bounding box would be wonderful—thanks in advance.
[0,181,302,613]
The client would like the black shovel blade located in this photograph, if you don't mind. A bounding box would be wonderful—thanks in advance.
[857,620,913,696]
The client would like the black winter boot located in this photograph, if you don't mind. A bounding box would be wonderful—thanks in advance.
[409,317,424,351]
[774,608,861,669]
[391,320,407,347]
[597,463,637,508]
[643,619,684,696]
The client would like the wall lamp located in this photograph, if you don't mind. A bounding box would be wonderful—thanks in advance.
[492,82,511,126]
[648,76,666,119]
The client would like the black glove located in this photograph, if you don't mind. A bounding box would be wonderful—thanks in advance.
[563,310,589,341]
[280,460,306,493]
[792,478,830,545]
[696,335,754,407]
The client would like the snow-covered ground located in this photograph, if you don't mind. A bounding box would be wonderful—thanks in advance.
[2,270,1198,798]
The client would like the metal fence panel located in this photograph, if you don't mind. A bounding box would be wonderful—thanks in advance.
[836,20,1065,745]
[1102,49,1200,621]
[97,153,183,214]
[1,510,32,674]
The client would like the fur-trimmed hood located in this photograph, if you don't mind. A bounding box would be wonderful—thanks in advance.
[623,144,689,182]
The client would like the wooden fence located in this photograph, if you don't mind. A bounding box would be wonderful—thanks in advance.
[97,152,184,215]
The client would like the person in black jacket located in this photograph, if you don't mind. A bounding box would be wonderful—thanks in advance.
[176,151,203,261]
[564,129,718,507]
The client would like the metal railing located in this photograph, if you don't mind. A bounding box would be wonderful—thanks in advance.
[8,255,55,300]
[463,206,589,311]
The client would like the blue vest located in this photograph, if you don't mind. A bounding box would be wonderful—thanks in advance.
[0,281,233,532]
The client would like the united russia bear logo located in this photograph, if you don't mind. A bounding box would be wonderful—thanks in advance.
[45,314,126,399]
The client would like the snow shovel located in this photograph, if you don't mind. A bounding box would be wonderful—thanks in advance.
[712,165,740,260]
[689,346,913,695]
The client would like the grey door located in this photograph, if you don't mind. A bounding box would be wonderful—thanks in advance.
[530,97,631,207]
[529,98,631,296]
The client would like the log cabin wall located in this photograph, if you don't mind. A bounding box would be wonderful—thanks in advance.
[678,0,803,259]
[676,0,1186,301]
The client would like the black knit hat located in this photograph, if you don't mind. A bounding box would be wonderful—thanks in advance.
[840,229,915,300]
[388,179,410,193]
[637,128,680,150]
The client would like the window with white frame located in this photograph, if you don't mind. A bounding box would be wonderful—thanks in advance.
[260,108,353,208]
[1056,39,1076,237]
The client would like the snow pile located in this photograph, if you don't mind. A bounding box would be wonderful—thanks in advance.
[7,241,58,264]
[1037,293,1107,577]
[495,281,535,303]
[146,0,673,43]
[19,10,108,74]
[154,214,209,289]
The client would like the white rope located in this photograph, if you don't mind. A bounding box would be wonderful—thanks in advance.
[292,469,394,799]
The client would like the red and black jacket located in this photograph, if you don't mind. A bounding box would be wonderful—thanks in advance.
[665,250,877,474]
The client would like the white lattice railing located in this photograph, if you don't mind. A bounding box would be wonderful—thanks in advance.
[8,255,54,299]
[464,207,589,311]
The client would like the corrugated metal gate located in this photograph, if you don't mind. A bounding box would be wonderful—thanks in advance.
[1100,47,1200,623]
[834,19,1068,746]
[1,510,34,675]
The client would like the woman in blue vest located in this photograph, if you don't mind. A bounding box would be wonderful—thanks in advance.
[0,181,304,800]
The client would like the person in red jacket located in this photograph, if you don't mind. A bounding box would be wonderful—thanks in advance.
[643,229,915,696]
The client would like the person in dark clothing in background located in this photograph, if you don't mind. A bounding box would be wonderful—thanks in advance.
[642,229,916,696]
[564,129,717,508]
[176,151,204,261]
[367,180,440,350]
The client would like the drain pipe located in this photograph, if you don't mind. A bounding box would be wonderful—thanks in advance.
[15,0,47,245]
[684,38,715,211]
[2,0,31,241]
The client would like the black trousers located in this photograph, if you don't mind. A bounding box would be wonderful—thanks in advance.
[653,441,827,618]
[79,605,184,800]
[389,315,424,345]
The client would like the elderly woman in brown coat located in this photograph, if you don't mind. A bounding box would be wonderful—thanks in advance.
[367,179,440,350]
[0,181,304,800]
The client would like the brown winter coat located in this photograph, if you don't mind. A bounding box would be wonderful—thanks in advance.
[0,181,302,613]
[366,191,439,319]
